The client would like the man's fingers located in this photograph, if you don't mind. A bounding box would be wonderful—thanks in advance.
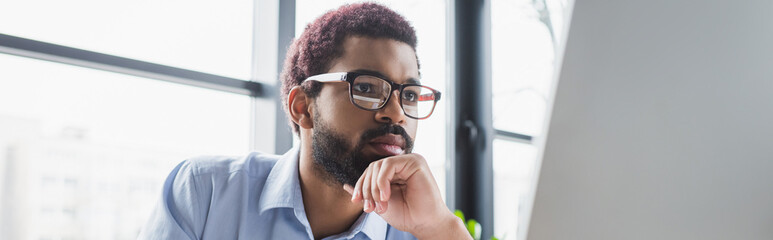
[352,166,366,203]
[370,162,383,213]
[361,166,374,212]
[377,158,397,202]
[350,155,426,214]
[343,184,354,196]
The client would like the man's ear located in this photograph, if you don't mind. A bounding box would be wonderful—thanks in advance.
[288,86,314,129]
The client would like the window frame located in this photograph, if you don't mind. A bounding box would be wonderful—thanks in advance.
[0,0,296,154]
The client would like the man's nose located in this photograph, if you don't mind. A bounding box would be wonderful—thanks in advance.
[375,90,406,124]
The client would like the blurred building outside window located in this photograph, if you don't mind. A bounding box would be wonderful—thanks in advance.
[0,0,259,239]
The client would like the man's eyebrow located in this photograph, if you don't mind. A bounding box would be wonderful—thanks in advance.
[351,69,388,79]
[406,78,421,85]
[351,69,421,85]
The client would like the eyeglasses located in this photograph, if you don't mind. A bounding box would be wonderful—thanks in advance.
[302,72,441,119]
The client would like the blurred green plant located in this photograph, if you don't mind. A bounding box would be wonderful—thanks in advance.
[454,210,502,240]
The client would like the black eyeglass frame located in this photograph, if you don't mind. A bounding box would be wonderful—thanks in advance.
[302,71,442,120]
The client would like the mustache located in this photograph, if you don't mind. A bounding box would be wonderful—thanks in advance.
[359,124,414,152]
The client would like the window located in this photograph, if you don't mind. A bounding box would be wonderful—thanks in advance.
[0,53,251,240]
[0,0,254,79]
[295,0,449,200]
[492,139,538,239]
[491,0,571,238]
[0,1,275,239]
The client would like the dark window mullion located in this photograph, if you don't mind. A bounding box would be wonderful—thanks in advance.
[0,33,263,97]
[494,129,533,143]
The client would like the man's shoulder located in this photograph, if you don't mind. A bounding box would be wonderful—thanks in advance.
[140,152,286,239]
[180,151,281,179]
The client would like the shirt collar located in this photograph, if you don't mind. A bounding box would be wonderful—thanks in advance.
[258,146,303,214]
[356,212,388,240]
[258,147,387,240]
[322,211,387,240]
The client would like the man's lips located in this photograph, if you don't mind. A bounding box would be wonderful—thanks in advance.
[367,134,406,156]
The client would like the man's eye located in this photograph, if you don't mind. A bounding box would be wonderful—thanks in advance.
[402,90,418,102]
[353,83,373,93]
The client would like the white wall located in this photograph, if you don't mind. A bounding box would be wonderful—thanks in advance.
[527,0,773,239]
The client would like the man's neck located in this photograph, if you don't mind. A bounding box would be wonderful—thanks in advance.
[298,144,363,240]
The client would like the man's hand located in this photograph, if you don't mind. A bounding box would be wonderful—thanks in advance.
[342,154,471,240]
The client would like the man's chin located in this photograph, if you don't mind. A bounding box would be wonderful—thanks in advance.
[358,152,391,164]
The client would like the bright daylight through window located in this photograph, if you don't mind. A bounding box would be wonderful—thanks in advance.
[492,0,570,239]
[0,53,251,239]
[0,0,253,79]
[0,0,255,239]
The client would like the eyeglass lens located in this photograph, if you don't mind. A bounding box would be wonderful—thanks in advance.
[351,75,437,119]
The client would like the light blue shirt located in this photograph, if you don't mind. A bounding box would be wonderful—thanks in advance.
[138,147,416,240]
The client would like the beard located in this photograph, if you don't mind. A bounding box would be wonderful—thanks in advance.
[310,110,414,187]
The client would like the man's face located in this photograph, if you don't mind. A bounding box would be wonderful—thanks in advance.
[310,36,420,186]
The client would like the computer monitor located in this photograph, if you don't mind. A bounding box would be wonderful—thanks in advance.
[525,1,773,240]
